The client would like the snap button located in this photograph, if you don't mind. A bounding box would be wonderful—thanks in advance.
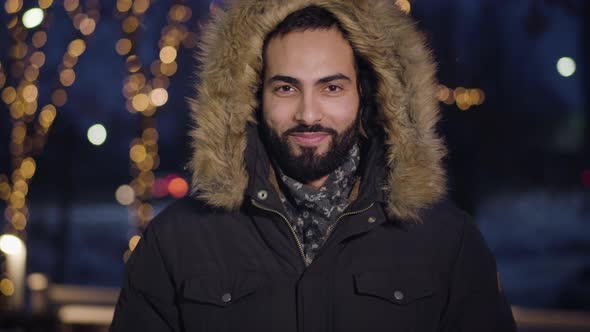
[257,190,268,200]
[394,290,404,301]
[221,292,232,303]
[367,216,376,223]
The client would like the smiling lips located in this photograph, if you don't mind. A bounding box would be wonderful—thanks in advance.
[290,132,331,147]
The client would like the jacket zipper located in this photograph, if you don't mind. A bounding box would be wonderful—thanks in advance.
[325,201,375,239]
[251,199,376,266]
[251,199,307,265]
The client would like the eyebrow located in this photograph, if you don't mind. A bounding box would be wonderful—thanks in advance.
[267,73,352,86]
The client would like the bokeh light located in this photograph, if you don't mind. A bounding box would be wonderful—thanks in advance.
[51,89,67,107]
[24,65,40,81]
[38,0,53,10]
[160,61,177,76]
[79,17,96,35]
[20,158,36,179]
[581,169,590,188]
[10,43,28,59]
[115,38,132,55]
[122,16,139,33]
[168,5,192,23]
[116,0,132,13]
[159,46,177,64]
[87,124,107,146]
[63,0,79,12]
[395,0,411,13]
[0,234,24,256]
[152,178,169,197]
[131,93,150,112]
[39,104,57,128]
[59,69,76,86]
[168,177,189,198]
[149,88,168,107]
[0,279,15,297]
[128,235,141,251]
[67,39,86,57]
[115,185,135,205]
[2,87,17,104]
[11,211,27,230]
[125,55,142,73]
[32,31,48,48]
[4,0,23,14]
[22,8,44,29]
[30,51,46,67]
[63,53,78,68]
[27,273,49,291]
[129,144,147,163]
[557,57,576,77]
[132,0,150,15]
[137,203,154,220]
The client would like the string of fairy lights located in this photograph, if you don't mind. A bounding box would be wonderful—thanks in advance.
[110,0,195,262]
[437,85,486,111]
[0,0,495,274]
[0,0,100,240]
[0,0,102,298]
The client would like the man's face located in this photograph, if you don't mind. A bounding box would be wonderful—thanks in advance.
[261,28,360,183]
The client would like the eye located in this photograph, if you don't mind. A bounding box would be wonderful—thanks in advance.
[274,85,296,94]
[325,85,343,93]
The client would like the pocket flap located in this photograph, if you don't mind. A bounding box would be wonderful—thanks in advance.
[354,271,434,305]
[183,272,263,307]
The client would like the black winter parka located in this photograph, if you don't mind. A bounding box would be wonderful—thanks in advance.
[111,131,516,332]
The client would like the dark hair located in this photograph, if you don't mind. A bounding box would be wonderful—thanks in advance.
[259,6,381,138]
[265,5,345,40]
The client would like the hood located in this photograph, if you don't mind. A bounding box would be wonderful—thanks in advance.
[188,0,447,221]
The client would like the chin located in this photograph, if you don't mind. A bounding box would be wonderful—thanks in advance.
[289,139,331,155]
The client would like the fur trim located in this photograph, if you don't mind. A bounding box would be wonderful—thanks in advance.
[189,0,447,221]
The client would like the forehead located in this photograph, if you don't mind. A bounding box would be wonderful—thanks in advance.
[263,28,356,81]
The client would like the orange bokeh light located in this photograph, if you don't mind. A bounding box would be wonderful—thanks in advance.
[168,177,188,198]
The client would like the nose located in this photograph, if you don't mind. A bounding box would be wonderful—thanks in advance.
[294,92,322,125]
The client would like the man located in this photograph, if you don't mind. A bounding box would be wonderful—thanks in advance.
[111,1,517,331]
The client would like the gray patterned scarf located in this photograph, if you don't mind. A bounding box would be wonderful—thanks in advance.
[277,144,360,265]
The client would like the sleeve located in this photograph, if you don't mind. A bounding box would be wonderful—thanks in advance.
[110,223,181,332]
[439,214,517,332]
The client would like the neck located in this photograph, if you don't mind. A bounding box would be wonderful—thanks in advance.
[305,175,329,190]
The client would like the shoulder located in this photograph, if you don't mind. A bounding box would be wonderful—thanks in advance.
[150,196,226,225]
[145,196,232,243]
[420,198,487,246]
[408,198,491,262]
[416,198,470,236]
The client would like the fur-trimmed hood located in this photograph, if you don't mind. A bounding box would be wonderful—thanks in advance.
[189,0,447,221]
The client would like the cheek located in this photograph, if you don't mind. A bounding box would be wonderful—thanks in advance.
[262,96,297,133]
[322,95,359,129]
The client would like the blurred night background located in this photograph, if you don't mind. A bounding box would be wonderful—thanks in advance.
[0,0,589,330]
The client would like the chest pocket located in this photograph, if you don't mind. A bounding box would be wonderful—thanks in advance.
[183,272,263,307]
[354,271,434,305]
[331,270,437,332]
[180,272,265,332]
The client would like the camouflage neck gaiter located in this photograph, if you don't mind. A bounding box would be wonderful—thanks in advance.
[277,144,360,266]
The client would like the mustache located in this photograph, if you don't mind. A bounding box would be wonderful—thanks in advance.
[283,124,337,136]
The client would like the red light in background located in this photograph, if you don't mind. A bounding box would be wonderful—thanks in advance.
[168,177,189,198]
[152,178,169,198]
[581,169,590,188]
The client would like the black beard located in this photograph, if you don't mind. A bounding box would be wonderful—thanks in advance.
[261,118,359,184]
